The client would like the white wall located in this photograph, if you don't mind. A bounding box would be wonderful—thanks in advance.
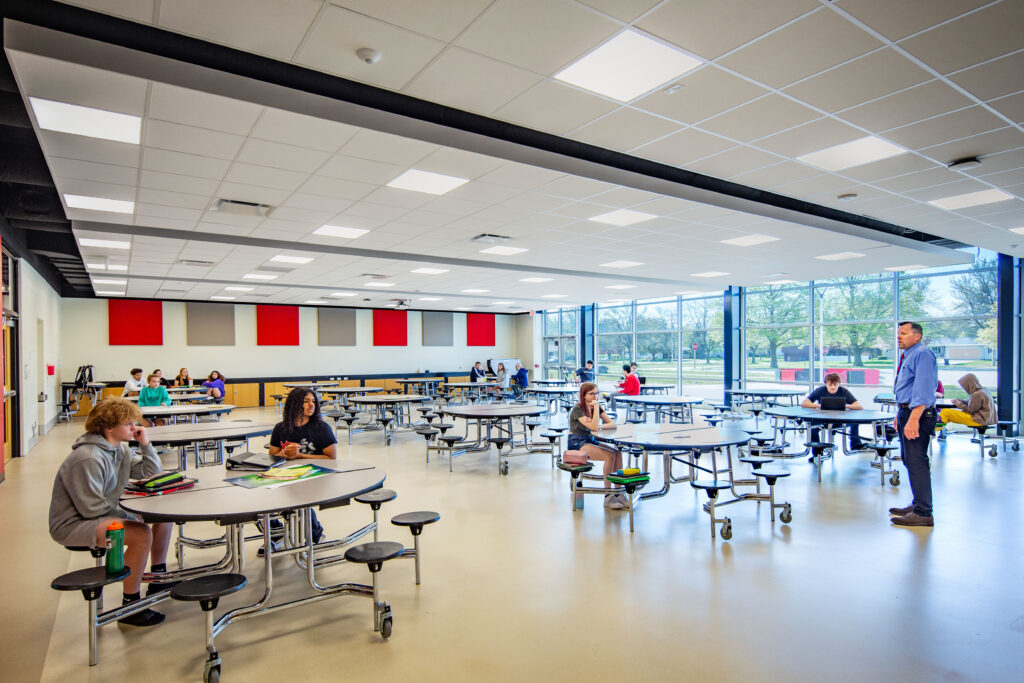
[19,261,62,451]
[60,299,525,382]
[514,314,541,376]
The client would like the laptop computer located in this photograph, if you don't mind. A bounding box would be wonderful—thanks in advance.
[227,451,286,470]
[820,396,848,411]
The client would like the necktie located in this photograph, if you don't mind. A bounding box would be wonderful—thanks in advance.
[894,352,905,390]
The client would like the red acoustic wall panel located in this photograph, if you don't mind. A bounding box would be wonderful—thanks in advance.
[109,299,163,345]
[373,309,407,346]
[466,313,495,346]
[256,305,299,345]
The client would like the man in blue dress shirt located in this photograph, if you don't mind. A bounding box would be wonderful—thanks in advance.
[890,321,938,527]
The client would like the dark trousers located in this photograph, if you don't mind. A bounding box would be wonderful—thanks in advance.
[897,406,937,516]
[810,426,864,450]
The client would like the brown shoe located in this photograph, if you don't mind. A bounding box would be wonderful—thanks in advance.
[892,512,934,527]
[889,504,913,516]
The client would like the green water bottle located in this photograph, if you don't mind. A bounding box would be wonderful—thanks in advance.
[105,521,125,574]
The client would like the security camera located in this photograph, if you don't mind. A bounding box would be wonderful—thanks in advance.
[356,48,380,64]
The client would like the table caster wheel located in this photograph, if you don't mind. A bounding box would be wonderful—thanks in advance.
[500,461,509,476]
[779,507,792,524]
[988,447,997,457]
[380,616,393,639]
[204,658,221,683]
[1013,441,1020,451]
[720,520,732,540]
[890,472,900,486]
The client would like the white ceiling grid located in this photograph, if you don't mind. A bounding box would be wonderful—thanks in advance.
[7,0,1019,308]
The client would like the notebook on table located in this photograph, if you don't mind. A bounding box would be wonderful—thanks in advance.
[820,396,848,411]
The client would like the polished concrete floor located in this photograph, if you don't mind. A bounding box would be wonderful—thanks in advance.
[2,406,1022,682]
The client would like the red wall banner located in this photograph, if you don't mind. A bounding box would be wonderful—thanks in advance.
[109,300,163,345]
[256,305,299,345]
[373,309,407,346]
[467,313,495,346]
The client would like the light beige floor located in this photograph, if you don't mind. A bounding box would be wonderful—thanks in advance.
[2,406,1022,682]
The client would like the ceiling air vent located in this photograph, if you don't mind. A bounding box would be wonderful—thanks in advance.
[211,198,274,217]
[471,233,511,244]
[361,273,389,279]
[177,259,216,266]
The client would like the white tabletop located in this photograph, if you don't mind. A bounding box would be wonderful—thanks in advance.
[138,403,235,417]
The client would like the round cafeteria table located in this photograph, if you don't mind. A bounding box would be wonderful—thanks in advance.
[128,392,211,404]
[533,378,569,386]
[765,406,894,480]
[317,386,384,407]
[441,403,547,474]
[614,395,704,423]
[725,388,804,407]
[139,403,235,423]
[140,421,275,469]
[395,378,442,396]
[441,381,499,403]
[347,394,431,442]
[639,383,675,395]
[524,386,576,413]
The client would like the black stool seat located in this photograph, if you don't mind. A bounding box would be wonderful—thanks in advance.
[540,431,562,440]
[490,437,511,446]
[66,545,106,558]
[439,435,464,445]
[355,488,398,506]
[739,455,773,466]
[753,468,791,480]
[170,574,247,603]
[52,566,129,592]
[416,407,433,415]
[345,541,405,566]
[805,441,835,450]
[391,511,441,534]
[691,479,732,491]
[416,428,439,438]
[626,418,645,424]
[546,426,567,433]
[435,423,454,433]
[556,461,593,473]
[865,443,897,453]
[524,419,542,426]
[379,415,394,424]
[749,435,775,444]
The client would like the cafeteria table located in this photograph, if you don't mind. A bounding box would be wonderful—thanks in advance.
[140,421,275,470]
[347,394,431,445]
[318,385,384,408]
[524,386,577,413]
[395,378,442,396]
[139,403,235,423]
[441,403,547,475]
[441,381,499,403]
[614,395,704,423]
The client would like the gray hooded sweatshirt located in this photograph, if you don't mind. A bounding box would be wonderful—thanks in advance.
[956,373,996,426]
[49,433,161,545]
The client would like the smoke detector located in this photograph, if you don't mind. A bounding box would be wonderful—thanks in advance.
[947,157,982,171]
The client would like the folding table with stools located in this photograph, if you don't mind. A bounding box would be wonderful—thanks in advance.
[440,403,546,475]
[615,395,704,424]
[766,405,893,478]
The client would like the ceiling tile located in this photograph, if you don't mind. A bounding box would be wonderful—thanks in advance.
[223,162,307,191]
[250,108,359,152]
[898,1,1024,74]
[9,51,148,115]
[140,170,220,196]
[47,157,139,186]
[700,94,820,142]
[576,0,661,23]
[686,146,782,179]
[340,130,439,167]
[836,0,990,41]
[37,131,140,167]
[281,193,354,214]
[477,163,564,189]
[718,9,882,89]
[989,92,1024,125]
[958,148,1024,175]
[756,117,865,157]
[299,175,377,201]
[729,160,823,189]
[904,178,990,202]
[570,108,681,151]
[634,65,769,125]
[493,80,619,135]
[403,47,541,115]
[148,82,262,135]
[948,51,1024,101]
[326,0,491,43]
[918,127,1024,166]
[236,139,331,173]
[839,80,973,131]
[145,120,245,160]
[454,0,618,75]
[157,0,322,61]
[636,0,817,60]
[633,128,735,166]
[883,106,1006,150]
[840,153,940,182]
[318,155,406,184]
[60,0,157,23]
[138,187,210,210]
[142,148,230,180]
[783,48,931,113]
[215,182,293,206]
[874,167,966,193]
[295,4,446,90]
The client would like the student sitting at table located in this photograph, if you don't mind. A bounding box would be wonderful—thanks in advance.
[202,370,226,401]
[609,364,640,410]
[469,361,486,382]
[122,367,144,397]
[511,362,529,398]
[495,362,510,397]
[174,367,194,387]
[48,398,175,626]
[268,388,336,543]
[138,373,171,426]
[152,368,172,387]
[568,382,627,510]
[801,372,864,450]
[938,373,995,430]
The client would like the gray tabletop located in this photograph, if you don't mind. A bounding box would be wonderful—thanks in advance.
[592,423,751,451]
[395,378,442,384]
[138,404,235,417]
[138,422,275,446]
[120,459,383,523]
[640,383,676,391]
[443,404,546,419]
[283,382,340,389]
[128,392,210,403]
[167,385,202,393]
[317,386,384,395]
[442,381,498,388]
[533,379,568,385]
[348,394,431,405]
[525,386,577,394]
[765,406,893,424]
[615,395,704,406]
[726,388,805,398]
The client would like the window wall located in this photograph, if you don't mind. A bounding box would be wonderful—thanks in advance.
[541,308,579,380]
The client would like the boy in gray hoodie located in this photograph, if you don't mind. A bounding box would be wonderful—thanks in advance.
[938,373,996,428]
[49,398,173,626]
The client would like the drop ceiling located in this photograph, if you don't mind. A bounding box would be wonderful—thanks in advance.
[4,0,1022,310]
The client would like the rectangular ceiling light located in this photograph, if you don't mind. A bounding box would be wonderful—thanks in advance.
[884,265,926,271]
[600,260,643,268]
[479,246,528,255]
[928,189,1014,210]
[364,282,394,288]
[210,295,236,300]
[305,299,327,304]
[1010,227,1024,235]
[455,307,474,310]
[461,288,490,293]
[86,262,106,270]
[330,291,357,297]
[797,136,906,171]
[92,278,127,285]
[589,209,657,226]
[224,286,254,292]
[541,294,567,298]
[65,194,134,214]
[314,224,370,239]
[78,238,131,249]
[815,252,865,261]
[419,296,444,301]
[107,264,128,272]
[243,272,279,280]
[95,290,125,296]
[554,29,704,102]
[29,97,141,144]
[270,254,313,264]
[691,271,730,277]
[387,169,468,195]
[520,277,552,283]
[491,300,515,305]
[721,234,779,247]
[605,284,635,290]
[411,267,450,274]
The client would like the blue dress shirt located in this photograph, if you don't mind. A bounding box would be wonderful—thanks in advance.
[893,341,938,409]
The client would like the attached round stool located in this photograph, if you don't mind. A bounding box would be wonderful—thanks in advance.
[171,574,248,683]
[752,468,793,522]
[378,415,395,446]
[354,488,398,540]
[435,422,455,436]
[390,511,441,585]
[344,541,405,638]
[490,437,512,475]
[690,480,734,540]
[51,565,130,666]
[865,442,900,486]
[804,441,836,483]
[437,435,465,472]
[416,428,439,463]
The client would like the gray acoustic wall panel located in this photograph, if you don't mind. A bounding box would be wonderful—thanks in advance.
[186,302,235,346]
[318,307,357,346]
[421,310,454,346]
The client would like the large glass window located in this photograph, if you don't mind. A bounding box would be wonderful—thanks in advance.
[597,333,632,384]
[541,308,580,379]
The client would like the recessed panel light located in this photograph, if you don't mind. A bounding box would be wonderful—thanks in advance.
[78,238,131,249]
[95,290,125,296]
[243,272,279,280]
[589,209,657,226]
[541,294,568,299]
[461,288,490,293]
[815,252,865,261]
[411,267,450,274]
[605,284,636,290]
[419,297,444,301]
[65,194,134,214]
[107,264,128,272]
[884,265,926,272]
[600,260,643,269]
[305,300,327,304]
[764,279,798,285]
[1010,227,1024,235]
[721,234,779,247]
[330,291,357,297]
[86,262,106,270]
[210,295,236,301]
[270,254,313,264]
[479,246,529,256]
[928,189,1014,210]
[29,97,141,144]
[92,278,127,286]
[455,307,474,310]
[314,225,369,239]
[797,136,906,171]
[364,282,394,288]
[554,29,704,102]
[491,300,515,305]
[691,271,730,277]
[387,169,468,195]
[224,286,254,292]
[519,277,553,283]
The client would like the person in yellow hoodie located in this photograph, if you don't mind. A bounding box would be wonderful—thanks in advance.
[939,373,996,429]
